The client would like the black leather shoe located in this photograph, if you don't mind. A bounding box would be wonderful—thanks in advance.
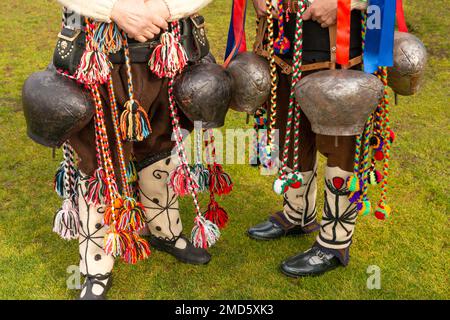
[248,212,320,240]
[79,273,112,300]
[280,247,341,277]
[149,235,211,265]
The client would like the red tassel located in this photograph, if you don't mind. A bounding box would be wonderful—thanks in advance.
[148,32,187,78]
[74,49,111,85]
[169,165,199,196]
[204,198,229,229]
[209,164,233,196]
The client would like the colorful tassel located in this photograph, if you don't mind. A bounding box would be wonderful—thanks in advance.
[204,198,229,229]
[148,31,187,78]
[74,49,111,85]
[120,99,152,142]
[85,167,111,206]
[94,22,123,54]
[169,165,199,196]
[374,203,391,220]
[191,216,220,249]
[54,161,66,199]
[346,174,361,192]
[116,197,147,232]
[209,164,233,196]
[357,200,372,216]
[103,228,128,257]
[190,163,210,192]
[122,233,151,264]
[53,199,80,240]
[368,169,383,185]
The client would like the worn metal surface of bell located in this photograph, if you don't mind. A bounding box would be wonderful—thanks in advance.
[198,52,217,64]
[22,67,94,148]
[295,69,384,136]
[388,31,427,96]
[226,52,271,115]
[173,63,232,129]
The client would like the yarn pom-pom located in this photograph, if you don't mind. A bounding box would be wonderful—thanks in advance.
[54,161,66,199]
[209,164,233,196]
[388,129,396,143]
[103,227,128,257]
[357,200,372,216]
[53,199,80,240]
[122,233,151,264]
[346,174,361,192]
[374,150,385,161]
[191,163,210,192]
[374,203,391,220]
[204,198,229,229]
[273,178,286,195]
[148,31,187,78]
[368,170,383,185]
[349,191,362,203]
[169,165,199,196]
[274,37,291,55]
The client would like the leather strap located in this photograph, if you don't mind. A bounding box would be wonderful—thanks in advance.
[108,40,159,64]
[329,25,337,69]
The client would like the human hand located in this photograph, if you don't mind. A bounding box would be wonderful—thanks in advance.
[252,0,279,18]
[303,0,338,28]
[111,0,169,42]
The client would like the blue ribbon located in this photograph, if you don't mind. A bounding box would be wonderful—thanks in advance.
[363,0,396,73]
[225,0,248,62]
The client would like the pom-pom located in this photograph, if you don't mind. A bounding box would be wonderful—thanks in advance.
[169,165,199,196]
[374,203,391,220]
[53,199,80,240]
[349,191,362,203]
[368,170,383,185]
[120,100,152,142]
[357,200,372,216]
[209,164,233,196]
[148,32,187,78]
[374,150,384,161]
[122,233,151,264]
[74,49,111,85]
[273,178,286,195]
[388,129,396,143]
[274,37,291,55]
[85,167,111,206]
[190,164,210,192]
[93,22,123,54]
[346,175,361,192]
[191,216,220,249]
[204,198,228,229]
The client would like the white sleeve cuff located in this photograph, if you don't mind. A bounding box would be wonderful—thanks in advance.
[57,0,118,22]
[352,0,368,10]
[164,0,213,22]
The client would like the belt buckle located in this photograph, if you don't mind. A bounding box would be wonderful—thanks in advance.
[190,14,205,29]
[57,29,81,42]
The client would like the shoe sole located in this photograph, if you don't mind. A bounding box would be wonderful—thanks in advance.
[279,264,340,278]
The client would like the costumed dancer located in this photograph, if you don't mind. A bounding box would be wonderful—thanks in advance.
[22,0,235,299]
[225,0,426,277]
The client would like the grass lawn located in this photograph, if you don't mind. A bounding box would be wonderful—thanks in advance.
[0,0,448,300]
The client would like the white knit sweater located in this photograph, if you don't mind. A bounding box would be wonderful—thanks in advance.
[57,0,212,23]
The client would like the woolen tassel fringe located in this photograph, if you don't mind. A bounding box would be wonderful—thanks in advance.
[204,198,228,229]
[190,164,210,192]
[148,32,187,78]
[346,175,361,192]
[94,22,123,54]
[191,216,220,249]
[103,228,128,257]
[74,49,111,85]
[374,203,391,220]
[209,164,233,195]
[85,167,111,206]
[116,197,147,232]
[357,200,372,216]
[53,199,80,240]
[368,169,383,185]
[123,233,151,264]
[120,100,152,142]
[126,161,138,184]
[274,37,291,55]
[169,165,199,196]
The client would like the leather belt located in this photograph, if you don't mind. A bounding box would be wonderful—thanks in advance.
[108,40,160,64]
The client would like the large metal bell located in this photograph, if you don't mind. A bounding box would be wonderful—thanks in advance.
[226,52,271,115]
[173,63,232,129]
[388,31,427,96]
[295,69,384,136]
[22,64,95,148]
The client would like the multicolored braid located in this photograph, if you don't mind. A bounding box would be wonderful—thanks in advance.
[274,0,291,54]
[273,1,307,196]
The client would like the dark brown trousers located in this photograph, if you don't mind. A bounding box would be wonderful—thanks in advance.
[69,63,192,177]
[275,70,356,172]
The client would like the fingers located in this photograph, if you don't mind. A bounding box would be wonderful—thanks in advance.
[153,16,169,31]
[142,29,156,40]
[134,35,148,43]
[303,7,312,20]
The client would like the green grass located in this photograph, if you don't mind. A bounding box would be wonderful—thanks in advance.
[0,0,449,300]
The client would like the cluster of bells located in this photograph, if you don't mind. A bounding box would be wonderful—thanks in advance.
[23,31,426,160]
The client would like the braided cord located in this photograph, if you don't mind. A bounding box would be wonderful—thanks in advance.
[378,67,391,206]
